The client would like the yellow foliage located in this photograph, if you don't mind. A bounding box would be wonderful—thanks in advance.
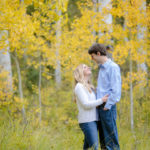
[0,0,149,128]
[0,71,13,107]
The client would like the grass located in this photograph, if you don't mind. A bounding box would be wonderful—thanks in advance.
[0,118,150,150]
[0,89,149,150]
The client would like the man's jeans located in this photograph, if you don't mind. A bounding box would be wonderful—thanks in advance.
[79,121,99,150]
[98,105,120,150]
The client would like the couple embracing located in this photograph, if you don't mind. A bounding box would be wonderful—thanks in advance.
[74,43,121,150]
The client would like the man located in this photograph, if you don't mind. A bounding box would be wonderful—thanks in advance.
[88,43,121,150]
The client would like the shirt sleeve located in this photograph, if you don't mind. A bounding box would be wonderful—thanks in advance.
[75,84,103,109]
[104,65,121,110]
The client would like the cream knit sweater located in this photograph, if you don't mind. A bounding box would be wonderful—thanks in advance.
[74,83,103,123]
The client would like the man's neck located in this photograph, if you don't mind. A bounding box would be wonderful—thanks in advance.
[100,56,108,65]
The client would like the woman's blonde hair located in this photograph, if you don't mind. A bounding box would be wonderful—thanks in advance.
[73,64,95,93]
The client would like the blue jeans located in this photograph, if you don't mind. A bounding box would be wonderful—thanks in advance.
[79,121,99,150]
[98,105,120,150]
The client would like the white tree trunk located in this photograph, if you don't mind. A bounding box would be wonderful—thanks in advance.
[13,55,26,123]
[0,30,13,90]
[98,0,102,38]
[124,11,134,130]
[55,3,61,88]
[137,1,147,73]
[38,59,42,123]
[129,50,134,131]
[98,0,112,38]
[92,0,97,41]
[20,0,24,4]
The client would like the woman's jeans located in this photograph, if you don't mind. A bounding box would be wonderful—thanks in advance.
[79,121,99,150]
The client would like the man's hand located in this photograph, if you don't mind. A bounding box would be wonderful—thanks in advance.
[101,94,109,102]
[103,108,109,111]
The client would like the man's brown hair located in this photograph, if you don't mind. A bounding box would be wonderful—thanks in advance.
[88,43,107,56]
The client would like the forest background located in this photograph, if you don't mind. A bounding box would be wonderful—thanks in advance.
[0,0,150,149]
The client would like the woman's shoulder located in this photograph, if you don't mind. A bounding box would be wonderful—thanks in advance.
[74,83,85,92]
[75,82,83,89]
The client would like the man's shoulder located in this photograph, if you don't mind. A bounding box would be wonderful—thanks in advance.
[109,60,120,69]
[107,60,120,73]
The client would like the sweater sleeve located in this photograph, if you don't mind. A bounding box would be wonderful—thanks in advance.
[75,83,103,109]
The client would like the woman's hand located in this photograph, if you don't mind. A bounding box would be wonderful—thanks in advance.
[102,95,109,102]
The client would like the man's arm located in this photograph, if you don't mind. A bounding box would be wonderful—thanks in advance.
[104,65,121,110]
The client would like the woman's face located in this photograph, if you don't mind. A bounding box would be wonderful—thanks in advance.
[83,64,91,76]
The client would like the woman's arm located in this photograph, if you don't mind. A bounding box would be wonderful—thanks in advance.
[75,83,103,109]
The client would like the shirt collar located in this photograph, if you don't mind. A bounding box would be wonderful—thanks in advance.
[99,59,111,69]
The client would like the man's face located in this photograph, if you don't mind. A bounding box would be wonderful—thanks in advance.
[90,53,101,64]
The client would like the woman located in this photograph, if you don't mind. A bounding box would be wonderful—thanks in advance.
[73,64,108,150]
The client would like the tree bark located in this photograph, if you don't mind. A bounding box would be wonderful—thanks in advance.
[123,3,134,130]
[38,58,42,123]
[92,0,97,42]
[0,30,13,91]
[55,1,62,88]
[98,0,112,38]
[13,54,26,123]
[137,1,147,73]
[129,50,134,131]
